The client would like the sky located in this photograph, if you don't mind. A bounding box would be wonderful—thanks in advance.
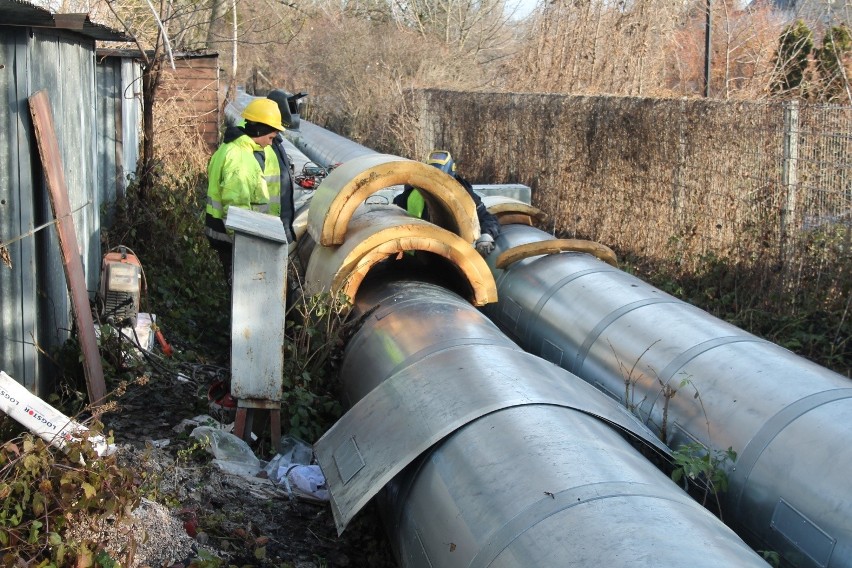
[507,0,539,20]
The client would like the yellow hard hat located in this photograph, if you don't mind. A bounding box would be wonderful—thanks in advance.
[241,98,286,131]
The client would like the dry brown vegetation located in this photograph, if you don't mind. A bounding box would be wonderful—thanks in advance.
[411,89,849,371]
[72,0,852,153]
[67,0,851,370]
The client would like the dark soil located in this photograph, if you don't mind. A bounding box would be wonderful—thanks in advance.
[99,357,398,568]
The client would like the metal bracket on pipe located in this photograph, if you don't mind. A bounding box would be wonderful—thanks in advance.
[314,344,670,535]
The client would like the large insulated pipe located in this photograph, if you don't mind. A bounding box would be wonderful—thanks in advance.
[299,153,496,306]
[303,204,496,306]
[305,154,481,247]
[299,152,770,567]
[315,276,768,568]
[289,120,852,568]
[483,223,852,568]
[289,120,377,167]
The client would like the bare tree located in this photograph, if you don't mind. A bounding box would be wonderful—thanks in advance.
[502,0,686,96]
[390,0,515,63]
[709,0,784,99]
[206,0,231,47]
[89,0,302,193]
[501,0,794,99]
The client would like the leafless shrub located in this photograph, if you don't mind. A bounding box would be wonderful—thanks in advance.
[414,90,850,317]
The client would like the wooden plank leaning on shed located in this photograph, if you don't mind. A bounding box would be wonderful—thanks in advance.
[28,89,106,406]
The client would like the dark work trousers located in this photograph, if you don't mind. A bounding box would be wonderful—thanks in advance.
[207,237,233,288]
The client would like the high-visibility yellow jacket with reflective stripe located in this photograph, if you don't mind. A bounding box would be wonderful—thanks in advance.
[265,150,282,218]
[205,134,280,242]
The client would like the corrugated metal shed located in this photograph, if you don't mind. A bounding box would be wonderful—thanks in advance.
[1,0,130,41]
[0,0,129,394]
[96,50,143,223]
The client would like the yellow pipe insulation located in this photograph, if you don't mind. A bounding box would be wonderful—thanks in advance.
[480,195,548,226]
[495,239,618,269]
[302,155,498,307]
[305,205,496,306]
[306,155,480,246]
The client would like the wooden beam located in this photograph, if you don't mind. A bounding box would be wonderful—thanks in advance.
[28,90,106,406]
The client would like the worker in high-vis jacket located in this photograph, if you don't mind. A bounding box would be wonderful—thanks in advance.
[265,89,297,246]
[393,150,501,256]
[205,98,286,284]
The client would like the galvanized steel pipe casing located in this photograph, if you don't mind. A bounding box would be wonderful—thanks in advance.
[285,118,770,567]
[287,121,377,168]
[315,277,769,568]
[484,223,852,568]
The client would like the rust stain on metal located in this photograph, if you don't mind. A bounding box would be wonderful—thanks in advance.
[28,90,106,406]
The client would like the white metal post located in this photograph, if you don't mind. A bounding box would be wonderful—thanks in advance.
[224,207,288,451]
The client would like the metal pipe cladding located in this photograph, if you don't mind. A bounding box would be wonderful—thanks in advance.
[315,277,768,567]
[287,119,771,566]
[485,223,852,568]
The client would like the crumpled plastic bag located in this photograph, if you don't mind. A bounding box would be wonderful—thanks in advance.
[263,436,328,501]
[190,426,261,476]
[287,464,328,501]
